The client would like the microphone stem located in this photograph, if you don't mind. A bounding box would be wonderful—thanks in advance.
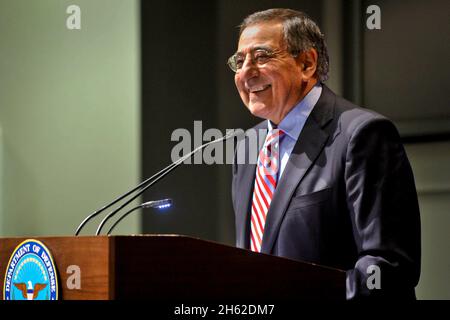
[75,157,180,236]
[93,133,234,235]
[95,159,180,235]
[106,205,142,235]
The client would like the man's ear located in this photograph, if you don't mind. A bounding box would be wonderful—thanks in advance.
[297,48,318,81]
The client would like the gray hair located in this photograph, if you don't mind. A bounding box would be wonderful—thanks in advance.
[239,8,329,82]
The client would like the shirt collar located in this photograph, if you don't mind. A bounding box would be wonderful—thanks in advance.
[268,83,322,140]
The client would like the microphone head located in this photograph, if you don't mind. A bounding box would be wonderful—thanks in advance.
[141,198,172,210]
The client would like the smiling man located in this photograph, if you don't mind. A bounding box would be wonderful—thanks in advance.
[234,23,307,123]
[230,9,421,299]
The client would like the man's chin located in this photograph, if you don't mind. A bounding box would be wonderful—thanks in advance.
[247,103,271,120]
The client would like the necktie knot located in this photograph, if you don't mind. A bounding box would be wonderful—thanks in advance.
[264,128,285,147]
[260,129,284,176]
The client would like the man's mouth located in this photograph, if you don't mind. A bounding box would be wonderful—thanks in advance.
[248,84,271,93]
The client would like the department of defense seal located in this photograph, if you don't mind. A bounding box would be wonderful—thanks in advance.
[3,239,58,300]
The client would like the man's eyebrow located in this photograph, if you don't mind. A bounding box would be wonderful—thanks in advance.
[235,45,272,55]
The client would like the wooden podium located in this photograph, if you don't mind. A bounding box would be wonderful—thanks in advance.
[0,235,345,300]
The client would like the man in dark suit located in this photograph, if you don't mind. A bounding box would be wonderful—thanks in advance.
[229,8,421,299]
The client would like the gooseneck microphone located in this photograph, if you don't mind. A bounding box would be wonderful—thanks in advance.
[75,164,174,236]
[75,130,236,236]
[106,199,172,235]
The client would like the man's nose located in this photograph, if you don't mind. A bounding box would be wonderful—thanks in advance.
[240,54,259,78]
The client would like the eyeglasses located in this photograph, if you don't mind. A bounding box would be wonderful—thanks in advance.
[227,47,297,73]
[227,48,275,73]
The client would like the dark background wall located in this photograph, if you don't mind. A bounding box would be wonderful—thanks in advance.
[141,0,220,241]
[362,0,450,137]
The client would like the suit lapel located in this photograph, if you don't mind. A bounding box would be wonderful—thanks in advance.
[260,85,335,254]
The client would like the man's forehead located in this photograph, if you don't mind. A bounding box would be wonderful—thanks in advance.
[237,22,284,51]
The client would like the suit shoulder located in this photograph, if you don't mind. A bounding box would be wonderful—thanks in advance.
[333,95,396,138]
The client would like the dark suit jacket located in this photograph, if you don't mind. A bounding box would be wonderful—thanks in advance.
[232,85,421,299]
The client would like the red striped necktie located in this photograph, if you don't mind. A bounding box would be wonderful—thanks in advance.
[250,128,285,252]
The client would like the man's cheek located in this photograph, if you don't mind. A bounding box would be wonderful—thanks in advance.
[238,87,248,100]
[240,93,249,106]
